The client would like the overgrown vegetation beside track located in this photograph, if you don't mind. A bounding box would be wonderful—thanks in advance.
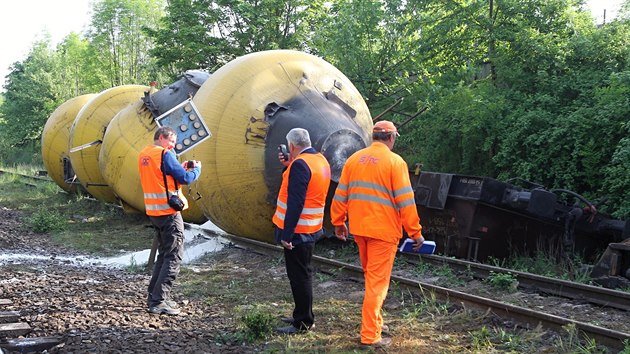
[0,165,153,254]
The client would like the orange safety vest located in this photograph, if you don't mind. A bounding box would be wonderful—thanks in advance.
[330,141,422,244]
[273,152,331,234]
[138,145,189,216]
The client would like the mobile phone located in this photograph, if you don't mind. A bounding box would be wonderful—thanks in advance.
[186,160,194,168]
[278,144,289,162]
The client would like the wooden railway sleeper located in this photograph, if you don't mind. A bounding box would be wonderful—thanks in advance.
[0,298,62,353]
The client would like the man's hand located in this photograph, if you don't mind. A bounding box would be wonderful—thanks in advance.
[281,240,294,250]
[183,160,202,169]
[334,224,348,241]
[278,152,290,167]
[412,235,425,251]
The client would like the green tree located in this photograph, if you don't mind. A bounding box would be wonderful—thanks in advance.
[597,71,630,218]
[495,20,630,195]
[307,0,423,116]
[88,0,167,86]
[145,0,231,77]
[0,38,61,161]
[54,32,109,98]
[146,0,315,77]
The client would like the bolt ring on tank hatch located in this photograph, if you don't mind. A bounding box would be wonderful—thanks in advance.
[320,129,367,182]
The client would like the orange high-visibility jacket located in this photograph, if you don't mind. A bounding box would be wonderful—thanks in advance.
[273,152,331,234]
[138,145,189,216]
[331,141,422,244]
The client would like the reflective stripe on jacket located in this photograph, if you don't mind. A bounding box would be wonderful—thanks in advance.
[273,152,331,234]
[138,145,188,216]
[330,141,422,244]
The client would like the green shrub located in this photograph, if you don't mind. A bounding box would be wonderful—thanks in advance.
[487,271,518,291]
[240,308,275,340]
[28,209,67,233]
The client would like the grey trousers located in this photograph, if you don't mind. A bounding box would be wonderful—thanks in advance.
[147,212,184,306]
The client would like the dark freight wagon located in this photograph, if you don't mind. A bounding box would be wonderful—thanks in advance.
[410,171,630,286]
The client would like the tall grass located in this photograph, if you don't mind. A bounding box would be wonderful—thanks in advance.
[488,250,592,284]
[0,165,154,255]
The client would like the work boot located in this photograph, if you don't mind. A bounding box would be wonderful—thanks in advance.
[360,337,392,349]
[148,301,181,315]
[147,294,179,309]
[381,324,390,336]
[275,325,306,335]
[280,316,293,324]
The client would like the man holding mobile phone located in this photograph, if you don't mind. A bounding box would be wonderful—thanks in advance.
[272,128,331,334]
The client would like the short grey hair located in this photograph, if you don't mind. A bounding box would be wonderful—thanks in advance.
[286,128,311,149]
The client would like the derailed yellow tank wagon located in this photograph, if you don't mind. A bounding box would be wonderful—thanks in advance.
[68,85,153,205]
[181,50,373,242]
[42,72,211,222]
[42,50,372,242]
[98,71,210,223]
[41,94,97,193]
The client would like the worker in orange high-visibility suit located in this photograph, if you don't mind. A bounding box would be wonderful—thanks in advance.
[139,126,201,316]
[331,120,424,349]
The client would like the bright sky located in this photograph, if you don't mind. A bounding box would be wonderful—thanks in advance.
[587,0,625,23]
[0,0,625,91]
[0,0,91,91]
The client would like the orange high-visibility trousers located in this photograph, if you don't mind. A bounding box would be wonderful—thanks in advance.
[354,235,398,344]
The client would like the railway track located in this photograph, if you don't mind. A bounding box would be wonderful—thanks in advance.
[0,169,52,187]
[402,252,630,312]
[206,229,630,351]
[0,298,62,353]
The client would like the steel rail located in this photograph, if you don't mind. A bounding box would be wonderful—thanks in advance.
[210,231,630,351]
[402,253,630,312]
[0,169,51,182]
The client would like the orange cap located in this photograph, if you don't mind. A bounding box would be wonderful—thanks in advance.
[373,120,400,136]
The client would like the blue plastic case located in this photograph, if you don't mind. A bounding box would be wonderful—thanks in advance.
[399,239,436,254]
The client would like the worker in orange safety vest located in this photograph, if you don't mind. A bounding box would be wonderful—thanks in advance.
[272,128,331,335]
[331,120,424,349]
[139,126,201,316]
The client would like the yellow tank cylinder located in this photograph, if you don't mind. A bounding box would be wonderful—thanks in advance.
[69,85,149,203]
[183,50,372,241]
[42,94,97,193]
[99,101,207,223]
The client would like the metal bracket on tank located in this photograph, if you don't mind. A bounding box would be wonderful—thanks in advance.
[69,140,102,153]
[324,90,356,119]
[155,99,212,156]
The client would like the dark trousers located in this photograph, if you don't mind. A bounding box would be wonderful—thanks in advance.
[147,213,184,306]
[284,242,315,329]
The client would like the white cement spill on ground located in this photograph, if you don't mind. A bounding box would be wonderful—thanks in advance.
[0,220,228,268]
